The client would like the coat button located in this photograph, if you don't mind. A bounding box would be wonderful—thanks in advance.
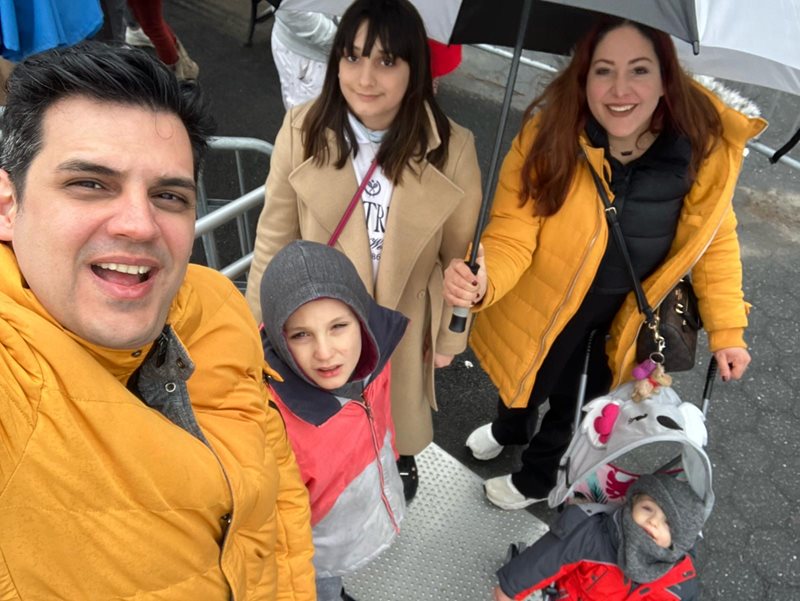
[165,382,177,393]
[417,290,425,299]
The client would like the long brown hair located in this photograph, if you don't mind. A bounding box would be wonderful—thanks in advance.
[521,18,723,216]
[303,0,450,184]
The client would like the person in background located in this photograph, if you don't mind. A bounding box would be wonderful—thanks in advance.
[124,3,155,49]
[126,0,199,80]
[261,240,408,601]
[271,10,338,110]
[0,43,314,600]
[1,0,103,104]
[1,0,103,75]
[95,0,126,43]
[245,0,482,502]
[444,17,763,510]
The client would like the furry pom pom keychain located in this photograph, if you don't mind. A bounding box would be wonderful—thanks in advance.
[631,362,673,402]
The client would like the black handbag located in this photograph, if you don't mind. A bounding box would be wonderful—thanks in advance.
[634,278,701,371]
[585,156,701,372]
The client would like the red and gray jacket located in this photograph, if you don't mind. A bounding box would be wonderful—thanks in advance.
[497,505,699,601]
[265,301,408,578]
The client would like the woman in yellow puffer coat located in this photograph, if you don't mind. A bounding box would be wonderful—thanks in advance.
[443,18,765,511]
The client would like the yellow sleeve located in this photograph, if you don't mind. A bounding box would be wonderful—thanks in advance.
[265,396,317,601]
[479,123,544,308]
[691,204,748,350]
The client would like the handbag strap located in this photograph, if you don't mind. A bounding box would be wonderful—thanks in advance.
[327,158,379,247]
[584,155,656,324]
[583,154,667,360]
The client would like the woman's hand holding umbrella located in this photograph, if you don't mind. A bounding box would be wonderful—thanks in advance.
[444,243,487,308]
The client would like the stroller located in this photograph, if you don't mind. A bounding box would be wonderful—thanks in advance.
[548,357,717,520]
[513,356,718,601]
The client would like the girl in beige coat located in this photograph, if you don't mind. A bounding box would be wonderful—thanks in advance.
[246,0,481,501]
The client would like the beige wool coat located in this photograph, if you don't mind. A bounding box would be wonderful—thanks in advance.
[246,103,482,454]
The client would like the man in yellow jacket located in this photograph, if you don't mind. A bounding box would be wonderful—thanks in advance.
[0,43,315,599]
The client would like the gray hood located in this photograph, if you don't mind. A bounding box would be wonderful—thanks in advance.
[260,240,379,398]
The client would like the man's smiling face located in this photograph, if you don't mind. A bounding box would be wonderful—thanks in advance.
[0,95,197,349]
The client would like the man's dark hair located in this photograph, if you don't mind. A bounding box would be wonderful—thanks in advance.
[0,42,215,199]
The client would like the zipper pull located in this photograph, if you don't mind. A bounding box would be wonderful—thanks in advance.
[361,394,373,418]
[155,331,169,367]
[219,512,232,540]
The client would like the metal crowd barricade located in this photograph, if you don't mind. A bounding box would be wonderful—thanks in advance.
[194,136,273,280]
[195,183,264,280]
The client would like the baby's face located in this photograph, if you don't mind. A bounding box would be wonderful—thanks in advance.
[631,494,672,548]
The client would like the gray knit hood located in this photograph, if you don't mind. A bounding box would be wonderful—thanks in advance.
[260,241,380,398]
[617,473,704,583]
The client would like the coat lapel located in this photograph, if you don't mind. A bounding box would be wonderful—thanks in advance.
[289,157,375,291]
[376,162,463,308]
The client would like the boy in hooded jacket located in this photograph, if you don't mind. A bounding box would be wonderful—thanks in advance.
[494,473,704,601]
[260,240,408,601]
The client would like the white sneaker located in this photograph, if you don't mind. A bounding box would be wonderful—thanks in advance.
[484,475,547,510]
[125,26,154,49]
[466,423,503,460]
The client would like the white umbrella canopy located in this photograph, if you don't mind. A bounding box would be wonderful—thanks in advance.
[676,0,800,96]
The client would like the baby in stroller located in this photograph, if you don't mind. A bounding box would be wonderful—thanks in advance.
[494,473,704,601]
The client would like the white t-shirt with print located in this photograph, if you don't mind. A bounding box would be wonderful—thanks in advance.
[347,113,395,281]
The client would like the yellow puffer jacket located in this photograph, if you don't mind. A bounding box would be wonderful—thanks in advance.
[471,88,766,408]
[0,245,315,601]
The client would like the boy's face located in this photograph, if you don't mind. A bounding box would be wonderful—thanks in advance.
[632,494,672,548]
[284,298,363,390]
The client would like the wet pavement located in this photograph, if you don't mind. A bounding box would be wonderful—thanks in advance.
[165,1,800,597]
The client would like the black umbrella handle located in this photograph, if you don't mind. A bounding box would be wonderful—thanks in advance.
[448,0,534,333]
[449,262,480,333]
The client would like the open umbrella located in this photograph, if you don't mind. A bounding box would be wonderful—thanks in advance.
[675,1,800,97]
[443,0,709,331]
[278,0,800,329]
[445,0,800,329]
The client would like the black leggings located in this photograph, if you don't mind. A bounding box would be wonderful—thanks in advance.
[490,292,625,498]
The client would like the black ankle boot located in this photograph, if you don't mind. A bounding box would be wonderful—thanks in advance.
[341,587,358,601]
[397,454,418,501]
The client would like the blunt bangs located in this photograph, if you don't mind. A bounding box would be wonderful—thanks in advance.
[337,8,420,66]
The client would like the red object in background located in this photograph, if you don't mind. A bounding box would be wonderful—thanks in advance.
[428,39,462,78]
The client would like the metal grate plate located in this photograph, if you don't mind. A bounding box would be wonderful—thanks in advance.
[348,443,549,600]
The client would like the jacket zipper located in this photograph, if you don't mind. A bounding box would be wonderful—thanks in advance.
[212,450,238,599]
[357,396,401,533]
[138,332,239,599]
[510,201,603,405]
